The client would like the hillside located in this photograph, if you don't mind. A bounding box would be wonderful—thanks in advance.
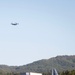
[0,55,75,73]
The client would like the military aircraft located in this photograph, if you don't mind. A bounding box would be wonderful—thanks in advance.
[11,23,19,25]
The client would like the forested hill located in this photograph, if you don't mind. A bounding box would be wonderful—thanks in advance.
[0,55,75,73]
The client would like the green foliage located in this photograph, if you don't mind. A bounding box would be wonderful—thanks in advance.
[43,72,51,75]
[60,70,75,75]
[0,55,75,73]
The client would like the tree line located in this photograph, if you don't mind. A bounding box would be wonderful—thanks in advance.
[0,70,75,75]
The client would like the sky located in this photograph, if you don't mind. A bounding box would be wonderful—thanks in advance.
[0,0,75,66]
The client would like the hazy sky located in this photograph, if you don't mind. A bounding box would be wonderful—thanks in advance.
[0,0,75,66]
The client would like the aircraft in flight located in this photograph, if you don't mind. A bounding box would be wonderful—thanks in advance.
[11,23,19,25]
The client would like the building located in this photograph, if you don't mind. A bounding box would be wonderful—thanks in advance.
[20,72,42,75]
